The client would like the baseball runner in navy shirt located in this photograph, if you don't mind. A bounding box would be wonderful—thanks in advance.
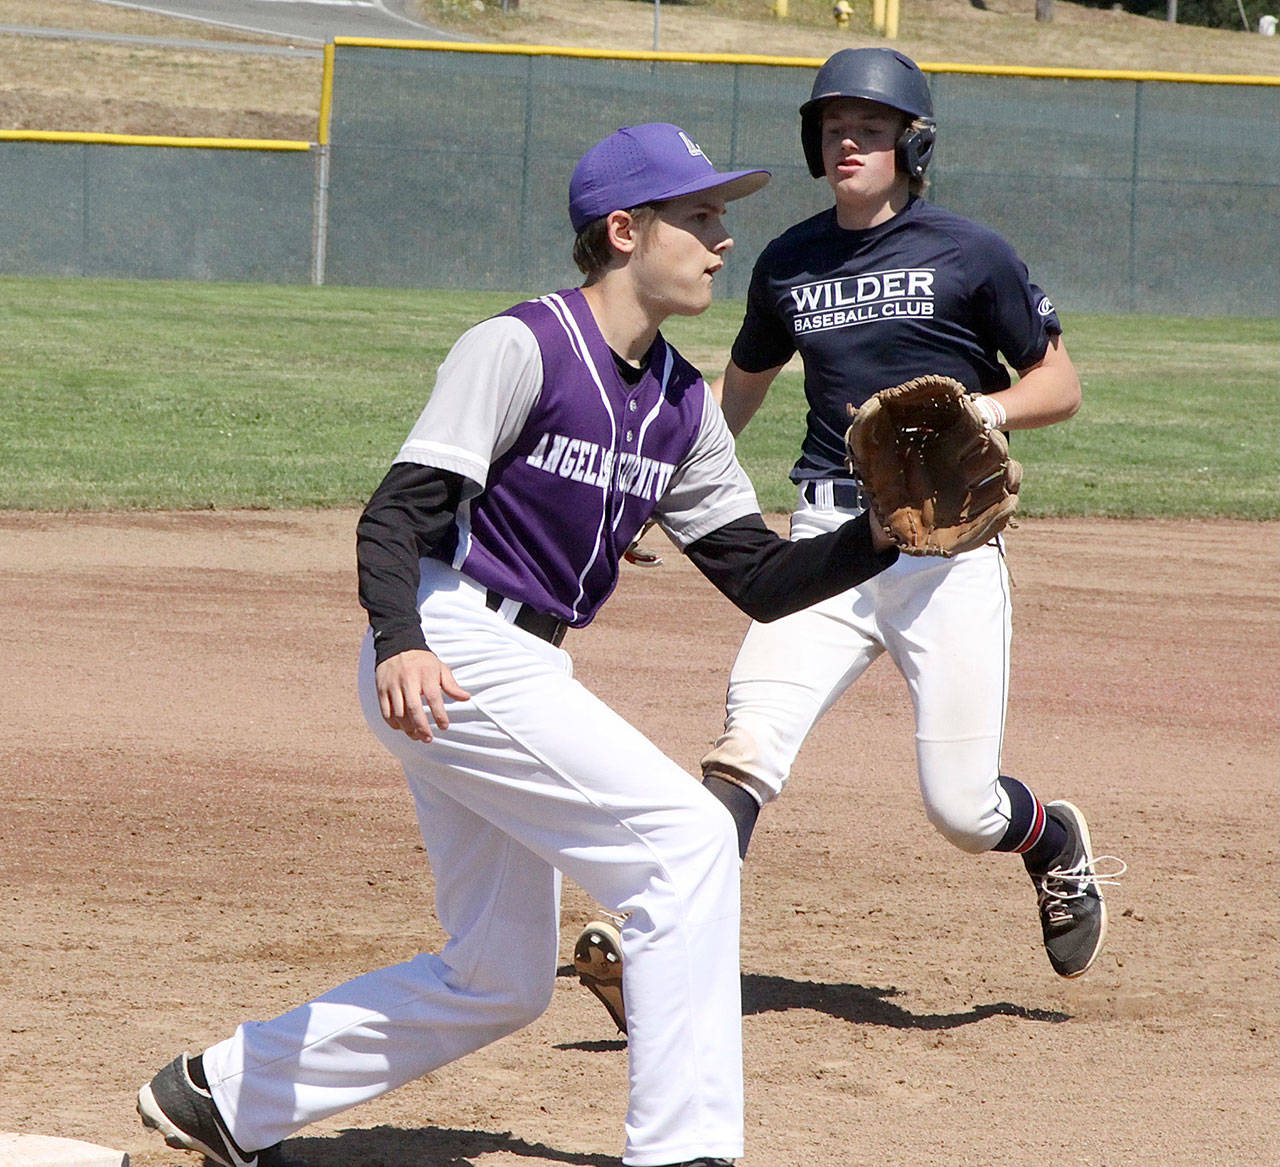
[577,50,1124,1035]
[136,123,898,1167]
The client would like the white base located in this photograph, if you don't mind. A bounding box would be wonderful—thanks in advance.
[0,1134,127,1167]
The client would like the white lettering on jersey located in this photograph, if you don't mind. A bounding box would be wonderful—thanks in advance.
[526,433,676,503]
[788,267,935,334]
[528,433,571,475]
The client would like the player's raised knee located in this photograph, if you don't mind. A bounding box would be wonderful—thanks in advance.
[475,968,557,1033]
[923,800,995,854]
[701,730,783,805]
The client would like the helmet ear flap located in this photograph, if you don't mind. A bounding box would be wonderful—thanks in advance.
[804,109,937,183]
[896,119,936,180]
[801,110,825,179]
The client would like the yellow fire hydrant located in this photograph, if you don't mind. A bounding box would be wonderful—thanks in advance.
[833,0,854,27]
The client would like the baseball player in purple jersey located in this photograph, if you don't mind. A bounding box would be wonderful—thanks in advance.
[576,50,1124,1035]
[136,122,900,1167]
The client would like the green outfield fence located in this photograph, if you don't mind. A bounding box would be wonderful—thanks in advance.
[0,42,1276,315]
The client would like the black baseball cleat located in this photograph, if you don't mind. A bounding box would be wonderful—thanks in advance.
[1031,801,1125,978]
[658,1160,734,1166]
[138,1053,280,1167]
[573,917,627,1034]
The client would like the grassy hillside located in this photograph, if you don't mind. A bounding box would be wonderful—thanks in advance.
[0,0,1273,140]
[413,0,1280,74]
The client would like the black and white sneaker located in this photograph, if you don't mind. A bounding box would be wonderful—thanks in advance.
[138,1053,277,1166]
[1032,801,1126,978]
[657,1159,734,1166]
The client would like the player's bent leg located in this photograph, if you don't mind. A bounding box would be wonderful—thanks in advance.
[913,736,1009,853]
[199,782,561,1151]
[887,546,1013,852]
[704,590,883,808]
[892,549,1124,975]
[914,751,1126,978]
[917,755,1125,976]
[362,626,744,1166]
[612,817,742,1167]
[557,758,744,1164]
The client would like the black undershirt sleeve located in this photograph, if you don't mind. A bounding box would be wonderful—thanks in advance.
[357,467,895,660]
[684,512,898,623]
[356,462,468,665]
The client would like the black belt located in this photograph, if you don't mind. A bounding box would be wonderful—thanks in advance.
[485,589,567,647]
[803,480,866,509]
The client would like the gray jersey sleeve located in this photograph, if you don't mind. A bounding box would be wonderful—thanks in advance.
[655,385,761,549]
[396,316,543,489]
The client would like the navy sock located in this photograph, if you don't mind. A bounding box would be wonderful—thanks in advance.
[703,773,761,859]
[1021,821,1069,874]
[992,775,1068,874]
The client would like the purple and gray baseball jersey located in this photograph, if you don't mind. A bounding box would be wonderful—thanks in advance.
[395,288,758,626]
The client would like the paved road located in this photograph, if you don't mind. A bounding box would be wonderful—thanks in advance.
[89,0,465,44]
[0,23,323,55]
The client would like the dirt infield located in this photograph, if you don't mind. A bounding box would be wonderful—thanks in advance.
[1,511,1275,1167]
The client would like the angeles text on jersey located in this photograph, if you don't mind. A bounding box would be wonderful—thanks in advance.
[442,289,709,628]
[525,431,676,502]
[790,266,935,335]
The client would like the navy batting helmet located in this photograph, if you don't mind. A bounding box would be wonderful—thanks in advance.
[799,48,937,181]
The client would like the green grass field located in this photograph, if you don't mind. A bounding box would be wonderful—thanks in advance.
[1,276,1275,518]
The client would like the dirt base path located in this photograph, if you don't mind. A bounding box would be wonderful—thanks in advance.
[1,512,1275,1167]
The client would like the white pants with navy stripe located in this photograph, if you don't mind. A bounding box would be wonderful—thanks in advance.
[703,486,1016,853]
[202,560,743,1167]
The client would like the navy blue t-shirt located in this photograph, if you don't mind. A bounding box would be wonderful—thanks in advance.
[732,196,1062,481]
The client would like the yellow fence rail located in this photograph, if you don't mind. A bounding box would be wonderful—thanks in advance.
[0,129,312,150]
[329,37,1280,85]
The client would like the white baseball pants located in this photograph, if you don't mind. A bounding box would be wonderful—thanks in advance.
[703,488,1016,853]
[202,561,743,1167]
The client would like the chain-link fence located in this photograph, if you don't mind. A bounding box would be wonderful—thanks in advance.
[321,46,1279,315]
[0,137,316,283]
[0,45,1275,316]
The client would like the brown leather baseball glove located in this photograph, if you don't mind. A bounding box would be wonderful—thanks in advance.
[844,374,1023,557]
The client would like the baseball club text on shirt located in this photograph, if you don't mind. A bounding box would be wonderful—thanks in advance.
[790,266,935,334]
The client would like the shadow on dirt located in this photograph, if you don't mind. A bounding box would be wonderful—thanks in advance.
[550,963,1067,1047]
[191,977,1072,1165]
[740,972,1070,1028]
[266,1125,619,1166]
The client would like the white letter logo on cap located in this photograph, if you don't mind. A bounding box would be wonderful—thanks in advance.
[677,131,706,160]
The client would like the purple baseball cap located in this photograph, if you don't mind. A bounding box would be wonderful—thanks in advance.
[569,122,770,232]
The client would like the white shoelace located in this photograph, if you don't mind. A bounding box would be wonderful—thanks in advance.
[1038,855,1128,925]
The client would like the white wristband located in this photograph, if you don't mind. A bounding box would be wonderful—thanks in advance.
[974,394,1007,430]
